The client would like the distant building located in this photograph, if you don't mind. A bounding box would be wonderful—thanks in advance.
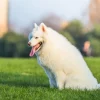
[0,0,8,37]
[89,0,100,25]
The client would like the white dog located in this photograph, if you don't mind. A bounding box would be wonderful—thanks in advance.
[28,23,100,90]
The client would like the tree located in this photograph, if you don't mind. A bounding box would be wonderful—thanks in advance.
[60,31,76,45]
[63,20,87,50]
[86,24,100,56]
[0,31,30,57]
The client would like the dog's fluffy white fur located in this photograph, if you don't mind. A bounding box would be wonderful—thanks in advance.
[28,23,100,90]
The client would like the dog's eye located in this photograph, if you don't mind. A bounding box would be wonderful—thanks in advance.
[35,37,38,39]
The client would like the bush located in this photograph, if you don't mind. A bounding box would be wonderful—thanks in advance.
[86,25,100,56]
[60,31,76,45]
[0,31,30,57]
[64,20,84,37]
[62,20,87,51]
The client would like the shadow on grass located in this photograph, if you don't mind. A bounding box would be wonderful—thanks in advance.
[0,72,49,88]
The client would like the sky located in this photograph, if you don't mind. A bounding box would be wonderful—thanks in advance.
[9,0,90,30]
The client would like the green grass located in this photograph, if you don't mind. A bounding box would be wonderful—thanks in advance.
[0,58,100,100]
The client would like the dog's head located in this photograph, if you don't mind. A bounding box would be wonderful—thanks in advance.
[28,23,47,57]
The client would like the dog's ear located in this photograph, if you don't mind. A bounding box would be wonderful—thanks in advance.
[34,23,38,28]
[40,23,47,33]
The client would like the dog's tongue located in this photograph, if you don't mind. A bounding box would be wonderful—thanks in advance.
[29,47,35,57]
[29,44,40,57]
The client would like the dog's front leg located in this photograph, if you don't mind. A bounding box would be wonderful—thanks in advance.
[55,71,66,90]
[49,73,57,88]
[43,67,56,88]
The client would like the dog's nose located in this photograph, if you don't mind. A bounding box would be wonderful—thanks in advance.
[28,42,31,46]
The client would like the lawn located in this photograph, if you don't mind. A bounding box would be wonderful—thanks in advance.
[0,58,100,100]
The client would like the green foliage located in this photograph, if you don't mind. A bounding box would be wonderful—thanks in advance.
[62,20,100,56]
[90,38,100,56]
[60,31,76,45]
[64,20,84,37]
[1,21,100,57]
[86,25,100,56]
[0,32,30,57]
[0,39,4,56]
[62,20,87,51]
[93,25,100,38]
[0,58,100,100]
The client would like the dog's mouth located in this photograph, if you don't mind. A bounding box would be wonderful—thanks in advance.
[29,42,42,57]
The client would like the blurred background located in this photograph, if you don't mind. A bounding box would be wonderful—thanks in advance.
[0,0,100,57]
